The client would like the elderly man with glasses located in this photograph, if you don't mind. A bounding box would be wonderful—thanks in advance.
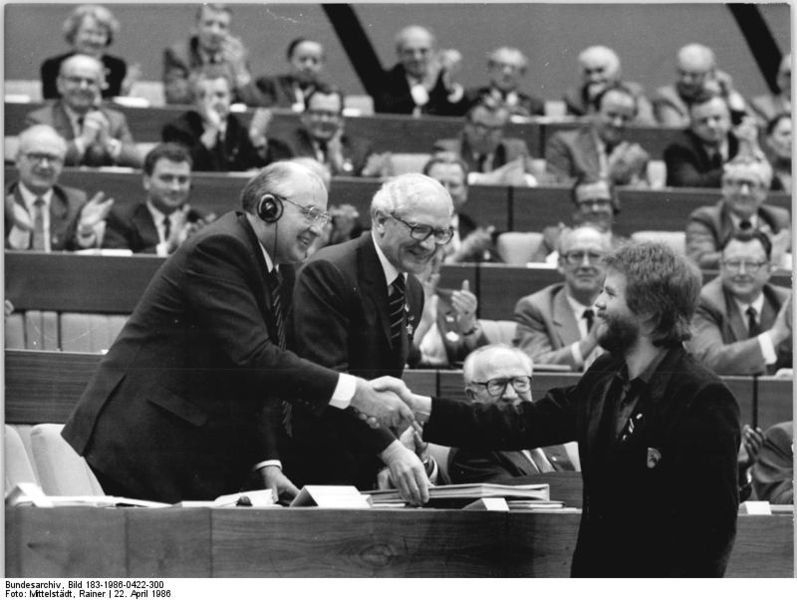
[689,231,792,376]
[447,344,579,483]
[514,225,612,371]
[285,173,454,506]
[685,156,791,269]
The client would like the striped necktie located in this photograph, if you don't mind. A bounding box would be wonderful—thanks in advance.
[32,197,47,251]
[268,269,290,434]
[388,275,406,350]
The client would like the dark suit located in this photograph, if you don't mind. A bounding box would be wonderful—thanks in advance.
[41,52,128,100]
[464,86,544,117]
[283,127,374,176]
[563,80,655,125]
[373,64,468,116]
[102,201,206,254]
[685,200,791,269]
[424,346,740,577]
[161,111,292,172]
[244,74,319,109]
[61,211,340,503]
[689,277,791,375]
[4,181,86,251]
[664,130,740,188]
[449,444,575,484]
[433,135,531,174]
[751,421,793,504]
[285,232,424,490]
[25,100,141,168]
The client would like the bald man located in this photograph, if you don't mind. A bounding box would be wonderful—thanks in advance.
[562,45,654,125]
[653,43,746,127]
[464,46,544,117]
[373,25,468,116]
[25,54,141,168]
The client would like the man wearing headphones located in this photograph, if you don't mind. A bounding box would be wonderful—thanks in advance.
[284,173,453,505]
[62,161,417,505]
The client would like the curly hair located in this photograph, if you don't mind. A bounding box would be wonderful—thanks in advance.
[63,5,119,47]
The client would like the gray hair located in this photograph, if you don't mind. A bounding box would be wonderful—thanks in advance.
[17,124,68,159]
[462,343,533,385]
[369,173,453,221]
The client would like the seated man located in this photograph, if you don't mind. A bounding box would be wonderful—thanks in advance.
[464,46,544,118]
[751,421,793,504]
[654,43,748,128]
[689,231,791,376]
[750,54,791,126]
[546,83,649,186]
[449,344,579,483]
[433,100,536,187]
[373,25,467,116]
[162,68,291,172]
[514,225,609,371]
[664,90,760,188]
[163,3,254,105]
[26,54,141,168]
[5,124,112,251]
[685,156,791,269]
[244,38,326,111]
[423,155,496,263]
[531,177,625,263]
[283,85,374,176]
[562,45,654,125]
[102,143,213,255]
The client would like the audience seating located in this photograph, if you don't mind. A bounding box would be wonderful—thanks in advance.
[478,319,517,345]
[387,152,431,175]
[4,425,38,490]
[29,423,104,496]
[59,313,128,353]
[494,231,545,265]
[630,230,686,254]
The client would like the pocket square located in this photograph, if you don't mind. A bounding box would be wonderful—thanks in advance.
[646,447,662,469]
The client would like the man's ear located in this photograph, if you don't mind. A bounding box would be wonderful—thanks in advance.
[464,387,477,402]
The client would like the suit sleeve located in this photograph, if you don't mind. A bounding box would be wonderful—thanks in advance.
[664,143,723,188]
[113,116,142,168]
[685,214,721,269]
[545,134,576,184]
[689,301,768,375]
[292,257,397,454]
[40,57,60,100]
[752,424,794,504]
[514,296,580,369]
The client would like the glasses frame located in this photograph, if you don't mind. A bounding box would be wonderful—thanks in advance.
[389,213,454,245]
[469,376,532,398]
[282,196,331,227]
[22,152,65,164]
[562,250,606,266]
[720,259,769,274]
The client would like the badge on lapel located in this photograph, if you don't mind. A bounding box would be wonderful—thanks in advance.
[646,447,662,469]
[406,307,415,338]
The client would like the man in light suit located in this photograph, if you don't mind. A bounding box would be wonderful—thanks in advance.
[546,83,649,187]
[464,46,544,118]
[396,242,740,577]
[448,344,578,483]
[25,54,141,168]
[514,225,610,371]
[689,231,791,376]
[283,85,374,176]
[102,143,212,255]
[61,161,416,504]
[285,174,454,505]
[5,124,112,251]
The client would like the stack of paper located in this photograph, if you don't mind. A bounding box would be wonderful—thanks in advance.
[367,482,550,508]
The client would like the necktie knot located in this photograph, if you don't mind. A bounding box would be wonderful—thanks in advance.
[162,215,171,240]
[739,219,753,231]
[746,306,761,337]
[31,197,47,251]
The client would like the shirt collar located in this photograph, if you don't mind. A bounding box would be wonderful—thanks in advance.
[17,182,53,210]
[565,293,594,316]
[371,231,402,290]
[732,293,765,321]
[256,240,276,273]
[729,211,759,229]
[619,347,669,386]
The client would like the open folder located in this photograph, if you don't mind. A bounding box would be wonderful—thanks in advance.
[367,482,550,508]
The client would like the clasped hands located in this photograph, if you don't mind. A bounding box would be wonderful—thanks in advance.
[348,376,425,432]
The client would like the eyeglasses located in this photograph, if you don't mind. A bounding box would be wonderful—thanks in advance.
[468,122,504,134]
[389,213,454,244]
[62,75,100,87]
[577,198,613,208]
[282,196,331,227]
[724,178,767,190]
[720,259,768,274]
[563,250,605,265]
[306,109,340,120]
[469,376,531,398]
[23,152,64,164]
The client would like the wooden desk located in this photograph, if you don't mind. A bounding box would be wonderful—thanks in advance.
[4,506,791,577]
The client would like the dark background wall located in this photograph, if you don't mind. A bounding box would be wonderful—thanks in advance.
[4,3,791,100]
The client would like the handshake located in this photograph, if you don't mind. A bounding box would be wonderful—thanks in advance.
[348,376,429,432]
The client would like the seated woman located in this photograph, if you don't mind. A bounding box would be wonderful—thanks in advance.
[40,4,137,100]
[765,113,791,193]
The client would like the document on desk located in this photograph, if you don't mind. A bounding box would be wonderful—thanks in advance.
[5,484,170,508]
[367,482,550,506]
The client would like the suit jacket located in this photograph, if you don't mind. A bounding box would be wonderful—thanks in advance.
[652,84,691,128]
[373,63,468,116]
[513,283,587,370]
[101,201,206,254]
[25,101,141,168]
[689,277,791,376]
[685,200,791,269]
[664,130,740,188]
[161,110,292,172]
[285,232,424,490]
[563,80,655,125]
[4,181,87,251]
[545,125,648,186]
[61,211,340,503]
[424,346,741,577]
[41,52,128,100]
[752,421,793,504]
[463,86,545,117]
[448,444,576,484]
[433,134,531,174]
[530,225,625,263]
[283,127,374,176]
[244,74,320,109]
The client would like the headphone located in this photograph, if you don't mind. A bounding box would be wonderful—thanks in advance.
[257,193,284,223]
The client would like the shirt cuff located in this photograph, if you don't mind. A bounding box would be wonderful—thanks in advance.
[106,138,122,159]
[252,459,282,471]
[570,341,585,366]
[156,241,170,257]
[446,83,464,103]
[379,439,406,464]
[410,83,430,107]
[72,137,87,157]
[7,226,30,250]
[329,372,356,409]
[758,332,778,365]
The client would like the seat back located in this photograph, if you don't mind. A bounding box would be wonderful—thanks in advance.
[495,231,544,265]
[388,153,432,175]
[478,319,517,345]
[29,424,104,496]
[4,425,38,490]
[24,310,59,349]
[630,230,686,255]
[60,313,128,352]
[5,312,26,349]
